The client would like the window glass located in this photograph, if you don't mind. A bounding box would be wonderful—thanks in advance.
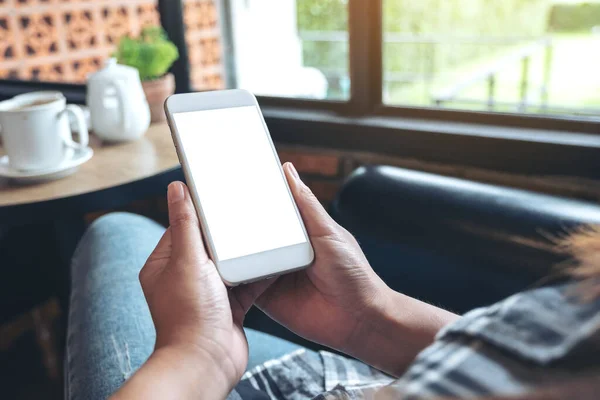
[382,0,600,117]
[226,0,350,100]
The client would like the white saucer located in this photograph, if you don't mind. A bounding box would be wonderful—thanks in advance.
[0,147,94,183]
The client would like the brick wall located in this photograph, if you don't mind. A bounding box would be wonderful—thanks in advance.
[183,0,225,91]
[0,0,225,90]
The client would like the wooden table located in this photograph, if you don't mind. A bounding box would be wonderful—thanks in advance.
[0,123,183,225]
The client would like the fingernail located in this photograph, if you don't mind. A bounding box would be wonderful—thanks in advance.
[168,182,184,203]
[288,163,299,179]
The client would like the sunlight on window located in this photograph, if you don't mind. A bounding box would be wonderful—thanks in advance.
[382,0,600,117]
[227,0,349,100]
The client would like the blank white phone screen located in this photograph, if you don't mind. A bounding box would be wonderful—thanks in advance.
[172,106,307,261]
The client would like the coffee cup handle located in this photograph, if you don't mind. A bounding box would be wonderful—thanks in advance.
[64,104,89,149]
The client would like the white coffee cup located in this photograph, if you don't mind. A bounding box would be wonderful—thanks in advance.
[0,91,89,171]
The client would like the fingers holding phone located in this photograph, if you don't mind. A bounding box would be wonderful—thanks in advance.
[283,162,340,240]
[138,182,258,388]
[166,181,211,266]
[253,164,390,352]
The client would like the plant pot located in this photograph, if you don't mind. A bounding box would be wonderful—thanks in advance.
[142,73,175,123]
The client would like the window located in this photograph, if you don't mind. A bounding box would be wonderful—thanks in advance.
[1,0,598,125]
[222,0,349,100]
[216,0,599,119]
[381,0,600,117]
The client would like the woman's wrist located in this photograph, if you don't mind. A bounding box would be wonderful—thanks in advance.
[347,286,459,377]
[155,344,237,397]
[112,344,236,400]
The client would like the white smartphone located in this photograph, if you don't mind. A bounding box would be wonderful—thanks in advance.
[164,89,314,286]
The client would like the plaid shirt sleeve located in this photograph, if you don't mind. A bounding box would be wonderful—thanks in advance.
[230,281,600,400]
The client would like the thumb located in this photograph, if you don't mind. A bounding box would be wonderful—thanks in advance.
[167,181,209,265]
[283,162,339,238]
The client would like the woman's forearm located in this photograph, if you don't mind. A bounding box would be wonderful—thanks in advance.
[345,288,459,377]
[111,346,232,400]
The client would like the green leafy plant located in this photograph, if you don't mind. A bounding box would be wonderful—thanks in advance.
[114,26,179,81]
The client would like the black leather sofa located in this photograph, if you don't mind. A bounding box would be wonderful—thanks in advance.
[246,165,600,345]
[331,165,600,313]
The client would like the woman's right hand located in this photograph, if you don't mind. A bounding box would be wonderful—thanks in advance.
[237,163,458,376]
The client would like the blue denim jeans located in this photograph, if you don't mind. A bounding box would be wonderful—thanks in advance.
[65,212,307,400]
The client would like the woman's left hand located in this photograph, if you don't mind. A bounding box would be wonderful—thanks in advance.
[114,181,271,399]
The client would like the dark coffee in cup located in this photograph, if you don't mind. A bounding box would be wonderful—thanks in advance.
[10,99,55,111]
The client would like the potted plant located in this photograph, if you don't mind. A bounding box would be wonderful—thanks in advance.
[115,26,179,123]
